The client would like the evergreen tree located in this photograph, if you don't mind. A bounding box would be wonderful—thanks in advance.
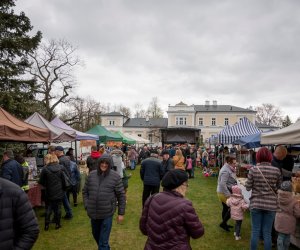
[0,0,42,118]
[282,115,292,127]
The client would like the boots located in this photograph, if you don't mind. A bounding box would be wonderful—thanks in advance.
[55,223,62,230]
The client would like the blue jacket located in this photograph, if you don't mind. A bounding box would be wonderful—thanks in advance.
[140,157,164,186]
[1,159,23,187]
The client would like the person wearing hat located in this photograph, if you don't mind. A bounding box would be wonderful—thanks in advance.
[82,154,125,249]
[140,169,204,249]
[161,150,174,176]
[55,146,73,220]
[275,181,300,250]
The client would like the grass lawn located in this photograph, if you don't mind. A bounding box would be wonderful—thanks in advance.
[31,166,279,250]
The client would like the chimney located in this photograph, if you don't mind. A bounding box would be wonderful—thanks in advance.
[205,100,210,107]
[213,100,217,106]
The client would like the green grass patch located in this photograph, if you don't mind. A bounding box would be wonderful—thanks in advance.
[32,166,269,250]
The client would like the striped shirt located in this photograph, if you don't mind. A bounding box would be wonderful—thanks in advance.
[245,163,281,211]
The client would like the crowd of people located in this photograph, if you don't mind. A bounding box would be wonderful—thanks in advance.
[1,142,300,249]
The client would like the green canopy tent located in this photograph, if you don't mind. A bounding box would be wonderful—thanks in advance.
[113,131,136,145]
[86,125,122,143]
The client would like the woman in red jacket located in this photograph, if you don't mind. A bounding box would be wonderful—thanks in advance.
[140,169,204,250]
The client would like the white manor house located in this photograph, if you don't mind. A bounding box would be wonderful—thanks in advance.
[100,101,275,146]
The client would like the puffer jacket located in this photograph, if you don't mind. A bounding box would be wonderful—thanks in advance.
[226,194,249,220]
[140,190,204,250]
[0,177,39,249]
[111,149,124,178]
[82,155,126,219]
[275,190,300,234]
[39,163,65,201]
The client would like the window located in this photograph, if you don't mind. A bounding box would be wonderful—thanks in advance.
[109,120,115,126]
[137,134,142,137]
[211,118,216,126]
[224,118,229,126]
[176,117,187,126]
[198,118,203,126]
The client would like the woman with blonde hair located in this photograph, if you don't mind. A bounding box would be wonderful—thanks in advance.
[39,154,65,230]
[173,149,185,170]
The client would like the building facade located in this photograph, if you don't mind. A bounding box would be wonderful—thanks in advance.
[100,101,258,145]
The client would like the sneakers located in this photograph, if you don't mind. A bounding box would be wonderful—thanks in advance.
[235,236,241,241]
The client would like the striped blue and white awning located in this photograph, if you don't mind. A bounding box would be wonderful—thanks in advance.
[218,117,261,144]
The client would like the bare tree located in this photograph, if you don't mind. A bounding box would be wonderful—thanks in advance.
[255,103,283,127]
[118,105,131,117]
[147,97,163,118]
[282,115,292,128]
[28,39,81,120]
[60,96,106,131]
[134,103,147,118]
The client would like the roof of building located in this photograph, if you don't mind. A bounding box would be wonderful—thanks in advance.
[255,121,279,129]
[100,112,125,117]
[123,118,168,128]
[193,105,255,113]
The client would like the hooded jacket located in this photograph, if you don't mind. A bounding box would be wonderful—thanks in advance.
[39,163,65,201]
[275,190,300,234]
[82,154,126,219]
[86,151,101,172]
[226,193,249,220]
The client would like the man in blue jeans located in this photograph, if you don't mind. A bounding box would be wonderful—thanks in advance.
[83,154,126,249]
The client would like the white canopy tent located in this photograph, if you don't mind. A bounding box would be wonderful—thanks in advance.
[123,133,150,144]
[261,120,300,145]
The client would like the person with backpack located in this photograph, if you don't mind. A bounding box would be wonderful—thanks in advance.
[66,161,81,207]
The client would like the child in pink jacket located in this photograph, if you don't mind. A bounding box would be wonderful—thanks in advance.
[275,181,300,250]
[226,185,249,240]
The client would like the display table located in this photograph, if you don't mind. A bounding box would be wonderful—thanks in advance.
[27,181,42,207]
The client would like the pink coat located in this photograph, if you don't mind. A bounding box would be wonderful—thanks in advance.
[226,194,249,220]
[275,190,300,234]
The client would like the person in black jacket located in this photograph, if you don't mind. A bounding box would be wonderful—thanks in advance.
[140,153,164,207]
[161,150,174,175]
[39,154,65,230]
[0,150,23,187]
[55,146,73,220]
[0,177,39,249]
[82,154,126,249]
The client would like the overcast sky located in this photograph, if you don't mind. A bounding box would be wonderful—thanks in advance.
[16,0,300,121]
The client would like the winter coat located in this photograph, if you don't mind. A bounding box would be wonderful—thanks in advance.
[217,163,237,198]
[58,155,72,177]
[173,155,185,170]
[86,151,101,172]
[226,193,249,220]
[140,157,164,186]
[140,190,204,250]
[39,163,65,201]
[0,177,39,250]
[111,149,124,178]
[128,149,138,161]
[70,161,81,185]
[1,159,24,187]
[161,158,174,175]
[82,155,126,220]
[275,190,300,234]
